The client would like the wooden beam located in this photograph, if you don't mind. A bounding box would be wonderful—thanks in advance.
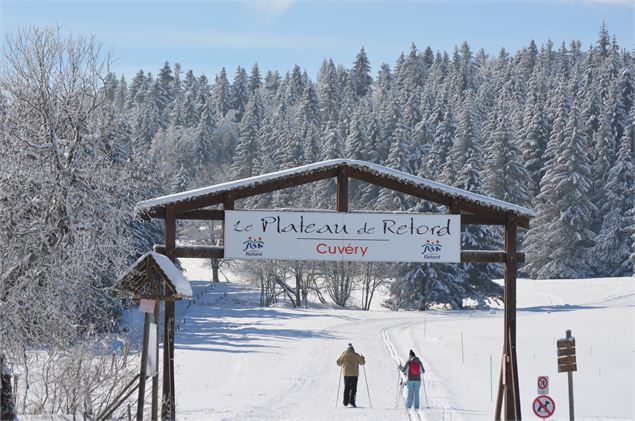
[347,167,452,207]
[152,244,524,263]
[461,251,525,263]
[449,198,460,214]
[154,245,225,259]
[166,167,338,215]
[140,163,531,228]
[176,209,224,220]
[460,215,506,225]
[346,167,522,226]
[336,167,349,212]
[171,210,506,225]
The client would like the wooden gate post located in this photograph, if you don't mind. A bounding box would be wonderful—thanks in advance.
[162,206,177,420]
[137,311,151,420]
[496,215,521,420]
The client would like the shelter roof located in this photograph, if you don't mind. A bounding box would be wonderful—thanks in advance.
[115,251,192,300]
[135,159,534,227]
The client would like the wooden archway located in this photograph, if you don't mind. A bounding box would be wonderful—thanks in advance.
[135,159,534,420]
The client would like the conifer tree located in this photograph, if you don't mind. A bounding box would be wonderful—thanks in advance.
[231,92,264,179]
[183,70,199,128]
[317,59,341,126]
[230,66,249,121]
[593,106,634,276]
[526,101,596,278]
[350,47,372,97]
[212,67,231,124]
[484,88,534,206]
[249,63,262,94]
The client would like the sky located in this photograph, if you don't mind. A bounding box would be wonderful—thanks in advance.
[1,0,633,81]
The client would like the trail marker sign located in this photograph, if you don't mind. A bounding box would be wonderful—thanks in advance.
[558,329,577,421]
[537,376,549,395]
[532,395,555,419]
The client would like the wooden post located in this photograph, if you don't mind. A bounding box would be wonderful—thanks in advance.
[151,285,160,420]
[336,167,348,213]
[162,206,176,421]
[495,348,504,420]
[221,194,234,247]
[136,312,151,420]
[501,214,521,420]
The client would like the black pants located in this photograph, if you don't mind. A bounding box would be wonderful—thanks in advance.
[343,376,358,406]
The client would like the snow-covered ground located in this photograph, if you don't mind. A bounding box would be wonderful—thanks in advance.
[165,259,633,420]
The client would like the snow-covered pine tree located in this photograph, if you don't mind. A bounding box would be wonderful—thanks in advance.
[484,86,534,206]
[377,119,412,211]
[264,70,281,101]
[231,91,264,180]
[350,46,373,98]
[182,70,199,128]
[344,107,366,160]
[317,59,341,127]
[526,96,596,278]
[230,66,249,121]
[593,105,635,276]
[212,67,231,125]
[249,63,262,94]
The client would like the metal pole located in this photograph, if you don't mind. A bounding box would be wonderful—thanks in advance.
[335,367,342,408]
[151,296,160,420]
[394,370,402,408]
[567,330,575,421]
[568,371,575,421]
[422,373,429,408]
[362,365,372,408]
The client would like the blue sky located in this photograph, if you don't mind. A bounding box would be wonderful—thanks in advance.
[1,0,633,81]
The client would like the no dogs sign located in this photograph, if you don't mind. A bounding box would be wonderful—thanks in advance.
[532,395,555,419]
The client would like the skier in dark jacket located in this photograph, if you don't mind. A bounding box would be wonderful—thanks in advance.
[399,349,425,410]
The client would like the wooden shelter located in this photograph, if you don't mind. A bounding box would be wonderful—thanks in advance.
[135,159,534,420]
[114,252,192,420]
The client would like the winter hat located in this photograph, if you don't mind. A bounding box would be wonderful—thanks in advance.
[347,343,354,350]
[409,349,415,357]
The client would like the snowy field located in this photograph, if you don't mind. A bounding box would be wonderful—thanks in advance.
[164,259,633,421]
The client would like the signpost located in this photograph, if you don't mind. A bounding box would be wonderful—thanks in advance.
[557,329,577,421]
[532,395,555,419]
[537,376,549,395]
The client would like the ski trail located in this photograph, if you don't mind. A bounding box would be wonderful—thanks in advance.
[382,326,427,421]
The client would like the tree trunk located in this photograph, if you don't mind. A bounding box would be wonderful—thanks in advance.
[211,258,220,283]
[1,354,16,420]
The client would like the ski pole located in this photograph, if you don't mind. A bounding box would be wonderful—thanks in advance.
[335,366,342,408]
[394,370,402,408]
[422,374,430,408]
[362,365,372,408]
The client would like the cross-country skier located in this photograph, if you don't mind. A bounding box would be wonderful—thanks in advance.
[336,343,366,407]
[399,349,425,410]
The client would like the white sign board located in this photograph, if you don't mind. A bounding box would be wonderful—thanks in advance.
[139,299,155,314]
[147,323,158,376]
[224,210,461,263]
